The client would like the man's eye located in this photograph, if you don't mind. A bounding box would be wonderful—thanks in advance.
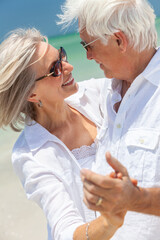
[88,45,93,50]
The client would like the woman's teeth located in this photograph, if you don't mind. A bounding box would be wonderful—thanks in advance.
[62,78,73,86]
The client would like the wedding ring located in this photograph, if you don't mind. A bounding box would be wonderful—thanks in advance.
[96,197,103,206]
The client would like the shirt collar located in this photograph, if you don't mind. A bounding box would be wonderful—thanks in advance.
[24,121,58,151]
[24,85,87,151]
[142,47,160,87]
[111,47,160,90]
[111,78,122,94]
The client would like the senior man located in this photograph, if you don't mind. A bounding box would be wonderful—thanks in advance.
[59,0,160,239]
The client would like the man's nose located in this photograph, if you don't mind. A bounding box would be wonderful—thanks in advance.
[86,49,93,60]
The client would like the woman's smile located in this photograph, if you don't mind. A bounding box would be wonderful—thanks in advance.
[62,76,75,87]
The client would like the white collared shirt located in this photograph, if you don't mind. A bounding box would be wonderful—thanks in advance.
[95,48,160,240]
[12,78,108,240]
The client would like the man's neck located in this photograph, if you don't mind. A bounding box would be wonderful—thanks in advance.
[129,47,157,84]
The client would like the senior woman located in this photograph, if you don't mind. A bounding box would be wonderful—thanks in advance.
[0,28,125,240]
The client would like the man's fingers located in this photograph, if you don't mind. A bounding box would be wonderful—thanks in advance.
[106,152,129,177]
[80,168,118,188]
[83,185,100,204]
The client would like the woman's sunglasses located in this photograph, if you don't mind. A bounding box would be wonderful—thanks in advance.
[35,47,67,81]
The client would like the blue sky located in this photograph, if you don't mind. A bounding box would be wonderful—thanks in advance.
[0,0,76,41]
[0,0,159,42]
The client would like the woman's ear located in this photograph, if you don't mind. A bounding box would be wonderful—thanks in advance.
[114,31,128,52]
[27,93,39,103]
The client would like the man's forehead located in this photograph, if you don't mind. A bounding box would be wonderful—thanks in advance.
[79,28,94,41]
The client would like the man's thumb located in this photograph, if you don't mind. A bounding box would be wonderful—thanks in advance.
[105,152,129,177]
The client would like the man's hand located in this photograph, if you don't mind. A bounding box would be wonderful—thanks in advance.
[80,152,139,216]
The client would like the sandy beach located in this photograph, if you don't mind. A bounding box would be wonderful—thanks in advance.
[0,128,47,240]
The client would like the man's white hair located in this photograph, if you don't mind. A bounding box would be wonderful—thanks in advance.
[58,0,157,52]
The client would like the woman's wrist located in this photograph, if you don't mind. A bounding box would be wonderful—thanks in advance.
[97,215,120,239]
[101,211,126,229]
[74,216,121,240]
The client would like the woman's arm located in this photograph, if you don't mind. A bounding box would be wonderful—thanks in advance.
[12,150,125,240]
[73,213,125,240]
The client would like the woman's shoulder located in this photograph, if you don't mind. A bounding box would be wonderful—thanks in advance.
[12,124,79,175]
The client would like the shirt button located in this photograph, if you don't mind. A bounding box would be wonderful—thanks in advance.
[139,138,144,144]
[117,124,121,128]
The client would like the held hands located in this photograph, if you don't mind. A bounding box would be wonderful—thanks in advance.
[80,152,138,227]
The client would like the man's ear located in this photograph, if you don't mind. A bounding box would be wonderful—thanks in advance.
[114,31,128,52]
[27,93,39,103]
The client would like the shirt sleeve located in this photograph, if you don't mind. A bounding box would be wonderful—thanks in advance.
[80,77,110,114]
[78,77,110,93]
[66,78,111,127]
[79,78,110,122]
[12,150,85,240]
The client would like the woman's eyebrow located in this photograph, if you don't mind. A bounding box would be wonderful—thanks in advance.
[46,53,59,72]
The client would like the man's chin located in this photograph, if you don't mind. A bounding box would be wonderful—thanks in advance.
[103,71,113,79]
[100,65,112,78]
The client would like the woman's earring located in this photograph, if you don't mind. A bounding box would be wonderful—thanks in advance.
[37,100,43,108]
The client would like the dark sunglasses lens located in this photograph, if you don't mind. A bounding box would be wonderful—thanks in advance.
[50,61,62,76]
[54,61,62,76]
[60,47,67,61]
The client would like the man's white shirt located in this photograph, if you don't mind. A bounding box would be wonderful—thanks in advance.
[94,48,160,240]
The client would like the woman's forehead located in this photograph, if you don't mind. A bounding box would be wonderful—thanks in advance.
[36,42,58,59]
[31,42,59,71]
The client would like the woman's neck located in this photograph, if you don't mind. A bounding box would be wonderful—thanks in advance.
[35,101,74,133]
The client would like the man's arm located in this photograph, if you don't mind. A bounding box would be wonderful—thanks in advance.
[80,152,160,216]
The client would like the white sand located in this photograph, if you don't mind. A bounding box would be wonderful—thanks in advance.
[0,128,47,240]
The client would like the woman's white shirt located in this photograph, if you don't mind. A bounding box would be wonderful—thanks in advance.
[12,78,109,240]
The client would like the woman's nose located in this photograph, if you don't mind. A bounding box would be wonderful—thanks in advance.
[62,61,74,75]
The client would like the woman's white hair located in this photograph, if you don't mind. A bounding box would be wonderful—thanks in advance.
[58,0,157,52]
[0,28,48,131]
